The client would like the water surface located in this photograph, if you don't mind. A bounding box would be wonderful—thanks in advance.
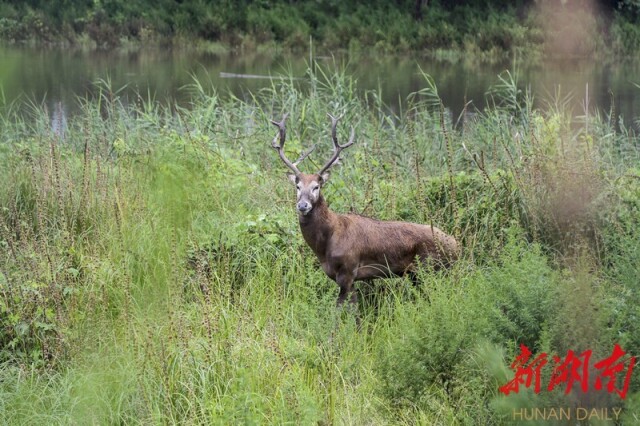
[2,46,640,126]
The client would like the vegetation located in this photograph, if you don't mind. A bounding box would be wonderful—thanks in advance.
[1,65,639,423]
[2,0,640,57]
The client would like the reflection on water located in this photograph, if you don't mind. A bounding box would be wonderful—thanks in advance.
[51,102,67,138]
[1,46,640,128]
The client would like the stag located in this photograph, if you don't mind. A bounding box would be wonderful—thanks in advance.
[270,113,459,308]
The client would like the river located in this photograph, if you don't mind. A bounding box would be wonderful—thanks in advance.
[2,46,640,127]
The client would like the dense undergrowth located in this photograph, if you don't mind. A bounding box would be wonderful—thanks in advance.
[1,66,639,424]
[3,0,640,58]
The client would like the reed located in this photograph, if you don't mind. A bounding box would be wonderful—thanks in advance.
[0,67,639,423]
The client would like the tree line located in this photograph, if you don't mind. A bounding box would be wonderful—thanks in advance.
[1,0,639,52]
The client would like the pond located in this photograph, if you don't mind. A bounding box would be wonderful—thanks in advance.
[2,46,640,127]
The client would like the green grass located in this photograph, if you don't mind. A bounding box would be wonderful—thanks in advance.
[1,66,639,424]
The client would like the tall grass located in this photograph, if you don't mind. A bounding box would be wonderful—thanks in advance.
[1,66,639,423]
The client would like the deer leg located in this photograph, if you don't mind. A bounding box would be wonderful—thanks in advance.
[351,289,362,330]
[349,287,358,307]
[334,276,361,335]
[336,279,352,306]
[335,271,356,307]
[335,271,362,329]
[408,271,419,287]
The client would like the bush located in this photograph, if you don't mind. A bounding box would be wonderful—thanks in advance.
[600,172,640,394]
[246,3,310,48]
[376,232,559,420]
[420,171,525,263]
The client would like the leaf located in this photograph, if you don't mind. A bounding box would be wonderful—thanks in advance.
[45,308,55,321]
[66,267,80,278]
[15,322,29,337]
[264,234,281,244]
[35,321,54,331]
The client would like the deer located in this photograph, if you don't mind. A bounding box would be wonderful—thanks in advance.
[270,113,459,309]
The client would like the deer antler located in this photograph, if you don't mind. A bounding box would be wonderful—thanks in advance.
[317,113,356,176]
[270,114,315,176]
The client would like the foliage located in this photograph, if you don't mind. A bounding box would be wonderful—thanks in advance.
[376,234,559,422]
[0,68,639,423]
[1,0,640,56]
[610,11,640,54]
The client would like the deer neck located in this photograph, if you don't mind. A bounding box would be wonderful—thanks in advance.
[298,195,337,259]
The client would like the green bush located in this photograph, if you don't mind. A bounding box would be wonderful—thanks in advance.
[246,2,310,48]
[0,0,634,56]
[375,232,559,421]
[600,172,640,394]
[419,171,525,263]
[612,13,640,52]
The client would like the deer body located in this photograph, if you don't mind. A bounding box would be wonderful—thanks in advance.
[270,114,458,307]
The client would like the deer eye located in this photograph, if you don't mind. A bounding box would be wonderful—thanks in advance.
[296,185,301,190]
[312,186,319,192]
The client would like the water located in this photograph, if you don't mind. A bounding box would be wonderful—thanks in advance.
[2,46,640,126]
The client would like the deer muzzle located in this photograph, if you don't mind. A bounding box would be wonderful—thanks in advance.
[297,200,312,215]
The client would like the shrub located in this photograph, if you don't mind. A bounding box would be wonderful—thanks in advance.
[376,231,559,421]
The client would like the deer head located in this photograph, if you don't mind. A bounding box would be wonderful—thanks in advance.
[271,113,355,216]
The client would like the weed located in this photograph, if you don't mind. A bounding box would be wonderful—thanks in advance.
[0,67,638,423]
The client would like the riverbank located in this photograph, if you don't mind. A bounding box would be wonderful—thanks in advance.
[2,1,640,60]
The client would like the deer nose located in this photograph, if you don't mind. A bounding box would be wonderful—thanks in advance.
[297,201,312,214]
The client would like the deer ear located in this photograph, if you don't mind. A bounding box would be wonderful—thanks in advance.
[287,174,298,185]
[320,172,330,184]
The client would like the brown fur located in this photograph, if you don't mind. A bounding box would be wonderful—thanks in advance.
[293,173,459,306]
